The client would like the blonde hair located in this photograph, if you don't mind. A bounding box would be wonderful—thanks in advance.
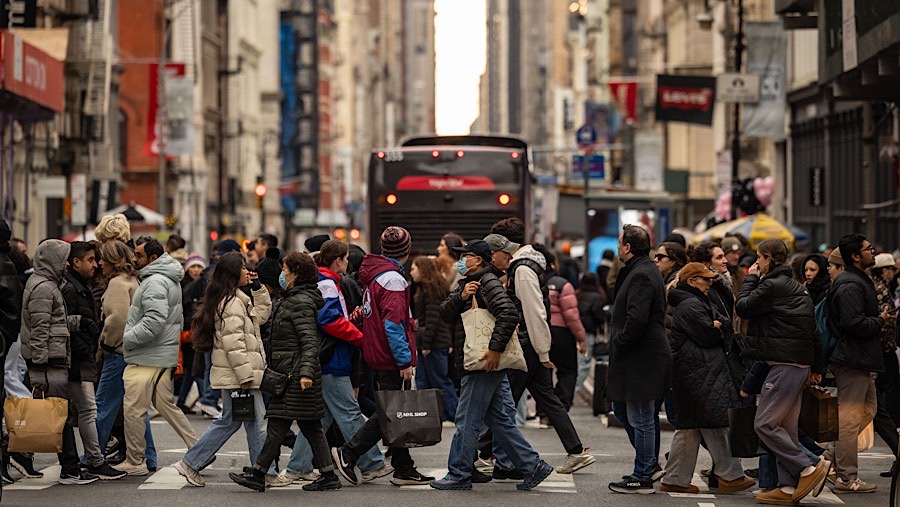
[99,240,138,279]
[96,214,131,243]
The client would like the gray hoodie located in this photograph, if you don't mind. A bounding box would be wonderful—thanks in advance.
[511,245,553,362]
[21,239,71,367]
[123,253,185,368]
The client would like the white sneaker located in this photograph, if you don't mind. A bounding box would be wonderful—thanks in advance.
[474,458,494,475]
[197,403,222,419]
[173,460,205,487]
[556,450,596,474]
[112,460,149,476]
[361,464,394,482]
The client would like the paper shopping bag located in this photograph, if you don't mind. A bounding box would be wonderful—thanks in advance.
[4,396,68,453]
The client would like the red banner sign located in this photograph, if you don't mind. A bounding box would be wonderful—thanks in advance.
[143,62,186,157]
[655,74,716,126]
[0,31,63,112]
[609,81,637,123]
[395,176,496,191]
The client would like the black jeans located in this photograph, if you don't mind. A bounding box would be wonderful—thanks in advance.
[480,340,584,458]
[344,369,414,473]
[31,366,80,476]
[549,326,578,410]
[256,418,333,474]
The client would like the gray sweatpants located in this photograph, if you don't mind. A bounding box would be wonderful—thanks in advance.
[754,364,817,487]
[662,427,745,487]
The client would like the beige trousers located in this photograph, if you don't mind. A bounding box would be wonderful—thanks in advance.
[123,364,198,465]
[830,363,878,481]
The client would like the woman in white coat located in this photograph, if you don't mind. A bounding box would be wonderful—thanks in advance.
[173,252,272,487]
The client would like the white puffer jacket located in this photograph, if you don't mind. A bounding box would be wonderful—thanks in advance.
[210,287,272,389]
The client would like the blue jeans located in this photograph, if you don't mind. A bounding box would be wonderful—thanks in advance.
[613,399,657,481]
[199,352,220,407]
[95,353,157,469]
[183,389,271,472]
[415,349,458,421]
[447,372,540,480]
[287,374,384,474]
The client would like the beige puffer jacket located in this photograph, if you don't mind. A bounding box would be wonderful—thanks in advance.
[210,287,272,389]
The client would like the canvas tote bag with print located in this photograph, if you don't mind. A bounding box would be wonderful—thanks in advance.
[462,297,527,372]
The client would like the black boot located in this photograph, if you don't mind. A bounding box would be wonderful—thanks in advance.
[229,467,266,492]
[302,472,342,491]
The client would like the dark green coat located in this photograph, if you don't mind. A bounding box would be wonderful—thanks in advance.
[265,284,325,421]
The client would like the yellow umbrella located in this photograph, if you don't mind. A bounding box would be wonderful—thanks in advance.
[694,213,798,251]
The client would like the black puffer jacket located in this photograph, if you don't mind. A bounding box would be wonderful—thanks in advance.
[265,284,325,421]
[577,289,606,335]
[668,284,738,429]
[0,249,21,355]
[735,264,821,372]
[61,270,99,381]
[828,267,886,373]
[415,291,452,351]
[441,265,518,376]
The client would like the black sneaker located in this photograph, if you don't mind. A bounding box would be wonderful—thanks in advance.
[10,453,42,478]
[517,460,553,491]
[1,469,15,485]
[493,465,524,481]
[228,468,265,492]
[87,462,127,480]
[390,468,435,486]
[331,447,358,485]
[301,473,342,491]
[472,468,492,484]
[745,468,759,479]
[609,476,655,494]
[58,472,100,485]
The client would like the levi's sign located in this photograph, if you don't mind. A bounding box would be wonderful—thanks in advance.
[655,74,717,126]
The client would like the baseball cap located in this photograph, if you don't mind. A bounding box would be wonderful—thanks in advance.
[452,239,493,265]
[483,233,519,254]
[721,236,742,253]
[679,262,719,283]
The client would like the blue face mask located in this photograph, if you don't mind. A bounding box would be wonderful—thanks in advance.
[279,271,289,290]
[456,257,469,276]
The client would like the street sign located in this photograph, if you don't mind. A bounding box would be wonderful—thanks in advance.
[572,154,605,180]
[576,124,597,150]
[70,174,87,227]
[716,73,760,103]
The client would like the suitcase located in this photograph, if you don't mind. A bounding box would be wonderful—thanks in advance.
[593,360,609,416]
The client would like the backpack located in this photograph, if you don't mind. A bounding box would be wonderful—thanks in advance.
[507,258,553,328]
[815,296,837,362]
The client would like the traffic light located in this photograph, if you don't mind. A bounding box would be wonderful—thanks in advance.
[334,228,347,241]
[255,180,266,209]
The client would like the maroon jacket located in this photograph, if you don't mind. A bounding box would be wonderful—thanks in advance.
[358,254,417,370]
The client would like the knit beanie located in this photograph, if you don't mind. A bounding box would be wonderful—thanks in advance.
[380,226,412,259]
[304,234,330,254]
[185,253,207,270]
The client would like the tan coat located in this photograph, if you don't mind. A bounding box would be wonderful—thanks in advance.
[99,274,139,354]
[210,287,272,389]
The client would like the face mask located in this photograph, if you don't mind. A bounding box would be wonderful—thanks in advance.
[279,271,289,290]
[456,257,469,276]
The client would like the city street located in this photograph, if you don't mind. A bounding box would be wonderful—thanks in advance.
[3,398,893,506]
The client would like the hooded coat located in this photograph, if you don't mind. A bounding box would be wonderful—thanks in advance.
[358,254,416,371]
[123,254,185,368]
[668,283,739,428]
[802,254,830,306]
[265,283,325,421]
[21,240,72,368]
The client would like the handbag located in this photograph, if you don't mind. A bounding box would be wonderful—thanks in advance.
[4,394,68,453]
[728,404,763,458]
[231,390,256,421]
[260,352,300,398]
[461,297,527,372]
[799,385,839,442]
[375,382,444,448]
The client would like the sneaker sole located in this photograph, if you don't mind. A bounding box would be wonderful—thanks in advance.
[556,455,597,475]
[833,487,876,494]
[93,472,128,481]
[330,448,358,485]
[430,483,472,490]
[609,485,655,494]
[390,478,431,486]
[57,478,100,485]
[10,461,42,479]
[302,484,342,491]
[361,467,394,482]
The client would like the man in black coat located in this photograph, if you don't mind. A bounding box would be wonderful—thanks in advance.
[607,225,671,494]
[827,233,889,493]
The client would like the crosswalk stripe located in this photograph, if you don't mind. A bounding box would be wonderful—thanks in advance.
[138,466,185,490]
[5,465,60,490]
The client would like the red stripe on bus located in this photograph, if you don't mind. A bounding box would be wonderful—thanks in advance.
[395,176,497,191]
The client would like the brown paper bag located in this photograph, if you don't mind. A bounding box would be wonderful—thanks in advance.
[4,396,68,453]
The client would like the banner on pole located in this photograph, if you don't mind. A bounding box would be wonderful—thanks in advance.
[742,22,786,139]
[655,74,716,126]
[143,63,186,157]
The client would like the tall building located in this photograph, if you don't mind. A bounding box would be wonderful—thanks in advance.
[403,0,435,136]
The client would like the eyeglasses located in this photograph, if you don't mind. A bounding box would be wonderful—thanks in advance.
[860,246,875,254]
[654,254,670,262]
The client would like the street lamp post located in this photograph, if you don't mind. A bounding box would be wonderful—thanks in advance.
[730,0,745,221]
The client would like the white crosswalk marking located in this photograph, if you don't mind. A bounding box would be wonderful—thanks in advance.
[664,472,845,504]
[138,466,186,490]
[404,468,575,493]
[5,465,60,490]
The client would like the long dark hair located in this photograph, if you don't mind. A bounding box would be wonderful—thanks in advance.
[413,256,449,303]
[192,252,243,352]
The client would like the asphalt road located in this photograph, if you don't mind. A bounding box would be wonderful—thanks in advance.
[2,393,894,507]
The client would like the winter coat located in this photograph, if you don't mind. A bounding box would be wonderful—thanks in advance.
[576,289,606,335]
[317,267,362,377]
[506,245,552,362]
[62,270,100,381]
[21,240,71,368]
[358,255,416,371]
[209,286,271,389]
[828,266,886,373]
[873,276,896,352]
[123,254,185,368]
[0,250,21,354]
[547,272,586,342]
[440,265,519,375]
[709,273,735,320]
[265,284,324,421]
[608,255,671,402]
[415,288,452,352]
[99,274,139,354]
[668,284,738,429]
[735,264,820,371]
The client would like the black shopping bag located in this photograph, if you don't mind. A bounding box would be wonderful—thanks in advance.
[375,387,444,448]
[231,391,255,422]
[728,405,763,458]
[799,386,839,442]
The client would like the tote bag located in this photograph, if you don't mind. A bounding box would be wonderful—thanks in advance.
[462,297,527,372]
[375,384,444,448]
[4,395,68,453]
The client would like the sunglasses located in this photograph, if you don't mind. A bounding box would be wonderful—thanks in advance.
[654,254,670,262]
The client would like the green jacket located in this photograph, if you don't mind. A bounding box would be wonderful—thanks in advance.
[123,254,185,368]
[266,283,324,421]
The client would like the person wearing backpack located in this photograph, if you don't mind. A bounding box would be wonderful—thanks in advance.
[483,219,594,476]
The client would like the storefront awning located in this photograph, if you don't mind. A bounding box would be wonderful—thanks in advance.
[0,31,64,118]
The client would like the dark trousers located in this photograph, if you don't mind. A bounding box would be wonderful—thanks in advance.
[875,385,900,457]
[256,418,333,474]
[549,326,578,410]
[482,340,583,458]
[343,369,414,473]
[33,367,80,476]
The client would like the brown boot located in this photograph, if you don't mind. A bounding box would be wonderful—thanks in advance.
[659,482,699,494]
[755,488,798,505]
[716,475,756,494]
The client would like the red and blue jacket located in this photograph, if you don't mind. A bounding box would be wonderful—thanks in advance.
[317,267,363,376]
[358,254,417,371]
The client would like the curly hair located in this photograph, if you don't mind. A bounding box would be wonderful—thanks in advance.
[96,214,131,243]
[687,241,721,264]
[283,251,318,285]
[413,256,449,303]
[99,240,138,279]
